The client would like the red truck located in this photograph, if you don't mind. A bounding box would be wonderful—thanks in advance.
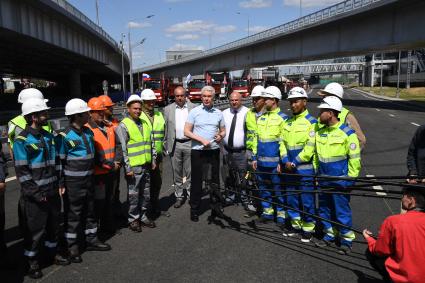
[143,79,169,106]
[231,79,251,98]
[187,80,221,101]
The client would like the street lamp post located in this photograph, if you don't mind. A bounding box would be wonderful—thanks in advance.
[236,12,250,37]
[120,33,126,98]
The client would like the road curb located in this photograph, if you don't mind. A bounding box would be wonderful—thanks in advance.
[351,88,406,101]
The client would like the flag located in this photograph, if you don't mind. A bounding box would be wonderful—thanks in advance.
[185,73,192,84]
[223,75,227,85]
[142,73,151,81]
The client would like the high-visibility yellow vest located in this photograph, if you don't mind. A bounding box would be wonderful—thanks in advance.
[245,109,259,151]
[339,107,350,124]
[140,111,165,154]
[121,117,152,167]
[8,115,53,148]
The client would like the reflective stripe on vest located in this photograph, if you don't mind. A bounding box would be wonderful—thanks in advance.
[140,111,165,154]
[86,123,116,175]
[121,117,152,167]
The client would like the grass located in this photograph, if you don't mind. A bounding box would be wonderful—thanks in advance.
[356,86,425,100]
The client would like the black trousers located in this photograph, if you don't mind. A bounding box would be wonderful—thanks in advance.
[64,176,98,252]
[365,249,392,282]
[94,173,115,231]
[190,149,222,214]
[19,193,61,259]
[149,162,162,217]
[0,191,6,252]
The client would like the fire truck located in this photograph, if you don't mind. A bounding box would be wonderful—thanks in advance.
[187,79,221,101]
[143,79,169,106]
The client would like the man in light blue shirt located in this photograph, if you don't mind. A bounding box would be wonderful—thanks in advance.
[184,86,226,222]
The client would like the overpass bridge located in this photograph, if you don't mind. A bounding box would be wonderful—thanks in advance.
[0,0,129,97]
[136,0,425,78]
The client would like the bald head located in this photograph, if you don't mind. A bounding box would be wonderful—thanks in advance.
[174,86,186,107]
[229,91,242,110]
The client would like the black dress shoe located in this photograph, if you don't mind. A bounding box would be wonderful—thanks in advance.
[174,199,184,208]
[86,240,111,251]
[27,260,43,279]
[54,254,71,266]
[129,220,142,233]
[190,213,199,222]
[140,219,156,228]
[69,254,82,263]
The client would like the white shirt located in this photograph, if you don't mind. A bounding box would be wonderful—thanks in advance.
[175,103,189,139]
[222,105,248,149]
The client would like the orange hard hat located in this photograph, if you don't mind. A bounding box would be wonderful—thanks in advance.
[88,97,107,111]
[98,95,115,107]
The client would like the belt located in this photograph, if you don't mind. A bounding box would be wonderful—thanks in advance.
[224,145,246,153]
[175,138,191,143]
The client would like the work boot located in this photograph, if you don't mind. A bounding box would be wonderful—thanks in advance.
[129,220,142,233]
[140,218,156,228]
[301,232,313,243]
[54,254,70,266]
[27,259,43,279]
[315,239,333,248]
[281,225,300,237]
[337,244,352,255]
[86,239,111,251]
[69,249,82,263]
[174,199,184,208]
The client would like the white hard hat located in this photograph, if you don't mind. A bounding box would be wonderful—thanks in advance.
[319,82,344,99]
[251,85,265,98]
[318,96,342,112]
[21,98,50,116]
[18,88,48,104]
[65,98,91,116]
[287,87,308,100]
[263,86,282,100]
[140,89,157,101]
[126,94,142,105]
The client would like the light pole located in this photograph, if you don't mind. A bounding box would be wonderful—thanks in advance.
[128,36,146,94]
[300,0,302,18]
[127,15,154,94]
[120,33,126,98]
[95,0,100,26]
[396,50,401,99]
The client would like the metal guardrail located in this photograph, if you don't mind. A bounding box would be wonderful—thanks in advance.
[47,0,120,51]
[137,0,383,72]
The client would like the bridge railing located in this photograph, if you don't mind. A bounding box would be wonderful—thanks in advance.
[138,0,383,72]
[48,0,120,50]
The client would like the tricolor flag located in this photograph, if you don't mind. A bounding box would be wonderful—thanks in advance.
[142,73,151,81]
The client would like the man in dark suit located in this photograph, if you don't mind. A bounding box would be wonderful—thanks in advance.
[163,86,196,208]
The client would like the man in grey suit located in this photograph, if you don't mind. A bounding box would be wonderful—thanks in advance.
[163,86,196,208]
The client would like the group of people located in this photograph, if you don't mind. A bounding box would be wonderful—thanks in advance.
[0,81,424,282]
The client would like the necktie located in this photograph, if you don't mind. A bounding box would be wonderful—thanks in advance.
[228,111,237,148]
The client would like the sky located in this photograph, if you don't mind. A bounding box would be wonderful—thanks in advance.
[68,0,342,68]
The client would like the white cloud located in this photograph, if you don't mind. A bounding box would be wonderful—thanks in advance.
[166,20,215,33]
[283,0,340,8]
[247,25,269,33]
[167,43,204,51]
[214,25,237,33]
[165,34,173,38]
[175,34,200,40]
[127,21,152,29]
[239,0,272,8]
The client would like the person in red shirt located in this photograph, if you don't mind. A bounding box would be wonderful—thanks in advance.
[363,186,425,283]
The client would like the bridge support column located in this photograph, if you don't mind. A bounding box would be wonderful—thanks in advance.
[68,69,82,98]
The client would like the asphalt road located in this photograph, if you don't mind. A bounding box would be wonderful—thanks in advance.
[1,88,423,282]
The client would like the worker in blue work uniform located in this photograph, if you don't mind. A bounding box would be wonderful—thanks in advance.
[252,86,288,223]
[281,87,317,242]
[314,96,361,255]
[57,98,111,264]
[14,98,69,279]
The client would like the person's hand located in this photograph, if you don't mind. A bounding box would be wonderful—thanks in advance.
[362,229,373,239]
[252,160,257,171]
[285,162,294,171]
[126,171,135,178]
[59,187,65,196]
[113,162,121,171]
[407,178,418,184]
[214,134,223,143]
[277,163,282,174]
[201,138,211,148]
[0,182,5,193]
[152,162,157,171]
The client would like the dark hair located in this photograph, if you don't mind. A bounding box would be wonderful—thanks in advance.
[404,187,425,209]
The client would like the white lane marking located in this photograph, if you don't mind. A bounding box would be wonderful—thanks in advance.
[375,109,381,112]
[5,176,16,183]
[349,88,384,101]
[366,175,387,196]
[389,114,395,117]
[411,122,420,127]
